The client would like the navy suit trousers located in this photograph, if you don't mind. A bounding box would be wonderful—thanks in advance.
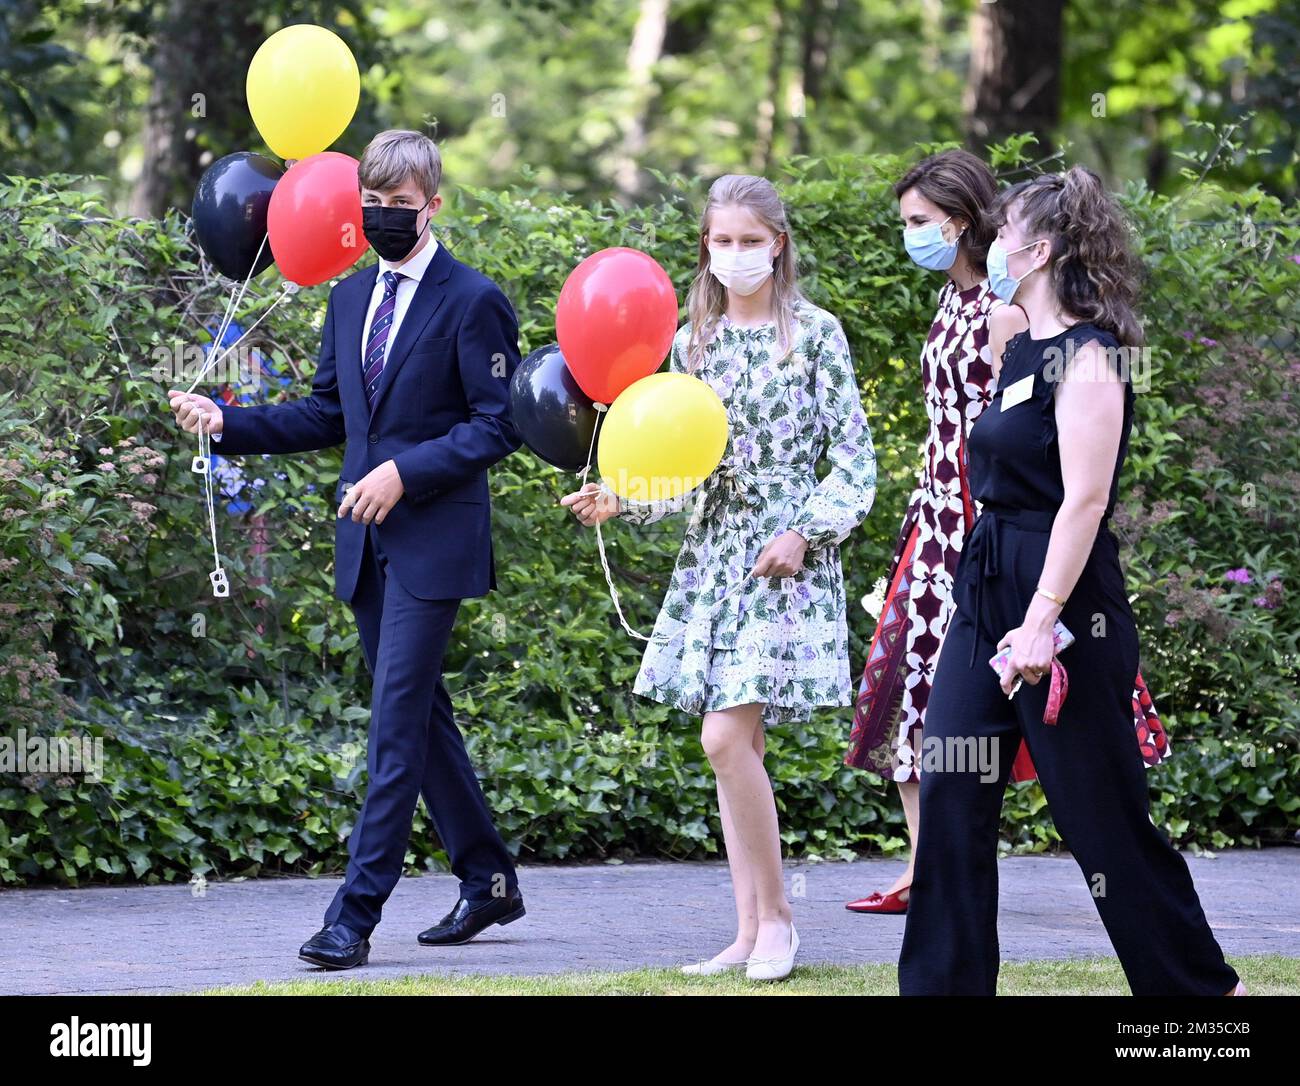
[323,523,518,936]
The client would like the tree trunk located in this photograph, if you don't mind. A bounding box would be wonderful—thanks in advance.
[613,0,670,203]
[131,1,262,219]
[789,0,839,156]
[965,0,1064,154]
[752,0,788,174]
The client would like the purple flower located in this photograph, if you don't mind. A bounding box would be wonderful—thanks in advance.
[1225,568,1252,584]
[1198,337,1218,347]
[1292,254,1300,265]
[1253,596,1275,609]
[801,644,817,662]
[645,667,656,682]
[1179,330,1195,340]
[682,569,698,588]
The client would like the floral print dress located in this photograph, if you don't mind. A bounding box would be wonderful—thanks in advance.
[615,297,877,728]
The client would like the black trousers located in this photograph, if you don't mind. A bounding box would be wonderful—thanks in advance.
[898,507,1240,995]
[323,523,517,937]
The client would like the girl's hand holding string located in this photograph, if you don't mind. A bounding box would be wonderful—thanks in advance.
[560,481,621,527]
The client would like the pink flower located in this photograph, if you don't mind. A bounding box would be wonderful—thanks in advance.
[1224,568,1252,584]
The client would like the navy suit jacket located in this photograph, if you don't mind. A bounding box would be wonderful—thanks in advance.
[217,242,521,601]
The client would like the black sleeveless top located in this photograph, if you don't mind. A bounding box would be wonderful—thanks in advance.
[966,322,1134,521]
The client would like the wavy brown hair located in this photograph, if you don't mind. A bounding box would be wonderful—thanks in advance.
[985,165,1144,346]
[893,148,998,273]
[683,174,806,374]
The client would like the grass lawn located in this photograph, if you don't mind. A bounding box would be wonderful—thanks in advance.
[202,954,1297,996]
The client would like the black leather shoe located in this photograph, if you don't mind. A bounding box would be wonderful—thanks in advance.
[298,922,370,969]
[417,889,526,946]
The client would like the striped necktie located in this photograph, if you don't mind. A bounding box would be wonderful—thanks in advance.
[363,270,405,409]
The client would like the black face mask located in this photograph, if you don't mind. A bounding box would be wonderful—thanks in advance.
[362,193,433,262]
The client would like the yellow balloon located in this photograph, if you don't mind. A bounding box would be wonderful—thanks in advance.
[598,372,728,502]
[247,25,360,160]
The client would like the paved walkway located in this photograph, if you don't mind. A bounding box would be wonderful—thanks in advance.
[1,849,1296,994]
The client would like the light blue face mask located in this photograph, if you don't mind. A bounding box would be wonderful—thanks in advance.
[986,238,1044,302]
[903,215,963,271]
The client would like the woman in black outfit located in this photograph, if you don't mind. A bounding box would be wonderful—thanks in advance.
[897,166,1246,996]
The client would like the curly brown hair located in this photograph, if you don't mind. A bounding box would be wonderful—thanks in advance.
[985,165,1144,346]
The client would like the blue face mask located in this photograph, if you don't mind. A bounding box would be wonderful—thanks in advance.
[986,238,1043,302]
[903,215,963,271]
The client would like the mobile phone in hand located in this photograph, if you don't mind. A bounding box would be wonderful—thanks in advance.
[989,619,1075,698]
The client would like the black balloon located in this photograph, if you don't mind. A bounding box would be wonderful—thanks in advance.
[191,152,283,280]
[510,343,601,472]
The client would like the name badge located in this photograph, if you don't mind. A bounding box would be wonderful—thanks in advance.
[1000,373,1034,411]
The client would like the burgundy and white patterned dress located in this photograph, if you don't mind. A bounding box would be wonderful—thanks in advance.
[845,279,1169,781]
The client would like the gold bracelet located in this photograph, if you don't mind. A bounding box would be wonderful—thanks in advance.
[1036,586,1067,607]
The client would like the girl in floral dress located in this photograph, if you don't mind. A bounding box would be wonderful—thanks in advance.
[562,174,877,981]
[843,151,1170,917]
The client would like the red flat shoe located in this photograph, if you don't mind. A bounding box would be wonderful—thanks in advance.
[845,886,910,914]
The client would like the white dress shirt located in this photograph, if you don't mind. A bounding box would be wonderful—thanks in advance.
[361,234,439,377]
[213,235,439,443]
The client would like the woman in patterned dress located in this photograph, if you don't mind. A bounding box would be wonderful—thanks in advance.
[843,151,1169,916]
[561,174,877,981]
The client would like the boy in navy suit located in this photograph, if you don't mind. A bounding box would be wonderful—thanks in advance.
[169,130,524,968]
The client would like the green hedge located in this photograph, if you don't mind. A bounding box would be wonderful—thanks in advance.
[1,142,1297,886]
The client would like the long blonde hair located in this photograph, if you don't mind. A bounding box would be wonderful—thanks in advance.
[684,174,806,374]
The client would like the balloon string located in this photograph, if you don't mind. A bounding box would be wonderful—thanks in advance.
[199,233,265,376]
[195,415,227,598]
[578,406,765,646]
[185,231,271,395]
[187,278,242,397]
[197,417,220,569]
[186,284,292,396]
[185,233,281,601]
[575,403,651,641]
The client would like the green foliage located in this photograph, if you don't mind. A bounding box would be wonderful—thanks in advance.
[7,1,1297,211]
[0,141,1296,886]
[1064,0,1298,194]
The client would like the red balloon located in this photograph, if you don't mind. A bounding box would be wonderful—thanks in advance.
[267,151,369,286]
[555,247,678,404]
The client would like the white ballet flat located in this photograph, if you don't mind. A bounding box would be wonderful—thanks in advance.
[745,924,799,981]
[680,956,749,976]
